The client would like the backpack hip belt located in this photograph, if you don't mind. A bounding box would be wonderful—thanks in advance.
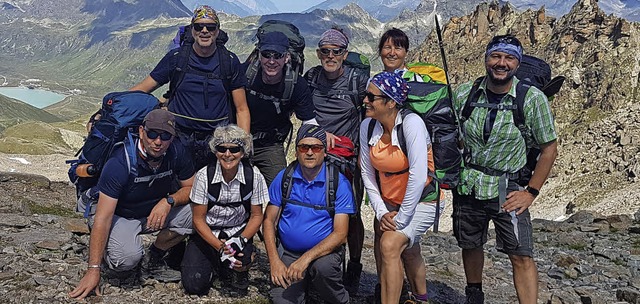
[467,163,524,181]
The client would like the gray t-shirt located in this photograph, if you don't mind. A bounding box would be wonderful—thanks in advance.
[306,65,367,143]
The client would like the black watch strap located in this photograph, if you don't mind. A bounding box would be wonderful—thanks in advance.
[166,195,175,206]
[525,186,539,197]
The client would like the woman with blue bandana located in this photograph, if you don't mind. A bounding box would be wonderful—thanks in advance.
[359,72,440,304]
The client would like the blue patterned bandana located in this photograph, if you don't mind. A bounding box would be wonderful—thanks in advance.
[370,71,409,105]
[296,124,327,147]
[486,36,523,62]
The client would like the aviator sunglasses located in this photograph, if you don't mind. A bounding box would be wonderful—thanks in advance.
[296,144,324,153]
[364,91,388,103]
[145,129,173,141]
[260,50,285,60]
[192,22,218,32]
[318,48,346,57]
[215,145,243,154]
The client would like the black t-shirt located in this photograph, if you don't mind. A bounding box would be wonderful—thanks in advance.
[246,68,316,147]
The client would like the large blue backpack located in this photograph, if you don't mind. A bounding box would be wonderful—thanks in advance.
[68,91,160,198]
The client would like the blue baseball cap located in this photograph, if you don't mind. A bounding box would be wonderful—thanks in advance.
[259,31,289,54]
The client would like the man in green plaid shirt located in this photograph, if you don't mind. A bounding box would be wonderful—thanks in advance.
[451,35,558,304]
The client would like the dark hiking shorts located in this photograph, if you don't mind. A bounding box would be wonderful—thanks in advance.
[452,189,534,257]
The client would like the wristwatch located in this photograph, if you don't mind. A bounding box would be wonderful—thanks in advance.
[239,236,249,247]
[166,195,175,206]
[525,186,539,197]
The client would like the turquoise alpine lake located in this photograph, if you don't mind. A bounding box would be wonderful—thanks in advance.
[0,87,67,109]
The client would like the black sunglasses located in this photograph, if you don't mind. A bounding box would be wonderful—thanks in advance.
[145,129,173,141]
[318,48,346,57]
[490,35,521,47]
[215,145,243,154]
[260,50,285,60]
[192,22,218,32]
[364,92,388,103]
[296,144,324,153]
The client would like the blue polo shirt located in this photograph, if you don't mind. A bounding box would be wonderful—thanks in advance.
[97,141,195,219]
[269,163,355,253]
[150,47,247,131]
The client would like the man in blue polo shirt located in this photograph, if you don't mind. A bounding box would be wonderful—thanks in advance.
[244,31,317,186]
[263,124,355,304]
[69,110,195,300]
[130,5,249,169]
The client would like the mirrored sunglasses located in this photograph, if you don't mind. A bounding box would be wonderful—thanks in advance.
[296,144,324,153]
[260,50,285,60]
[318,48,346,57]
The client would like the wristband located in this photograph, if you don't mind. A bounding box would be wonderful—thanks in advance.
[87,264,101,269]
[525,185,539,197]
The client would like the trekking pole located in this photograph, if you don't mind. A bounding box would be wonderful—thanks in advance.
[434,15,465,149]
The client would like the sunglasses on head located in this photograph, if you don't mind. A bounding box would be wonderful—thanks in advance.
[490,36,521,47]
[318,48,346,57]
[296,144,324,153]
[215,145,243,154]
[364,91,388,103]
[192,22,218,32]
[260,50,285,60]
[145,129,173,141]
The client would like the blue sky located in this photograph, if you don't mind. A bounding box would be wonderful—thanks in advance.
[275,0,325,12]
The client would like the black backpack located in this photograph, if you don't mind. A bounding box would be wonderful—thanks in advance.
[205,158,254,229]
[67,91,160,199]
[279,160,340,218]
[244,20,305,112]
[460,54,565,181]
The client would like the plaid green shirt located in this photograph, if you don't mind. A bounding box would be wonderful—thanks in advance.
[453,77,557,200]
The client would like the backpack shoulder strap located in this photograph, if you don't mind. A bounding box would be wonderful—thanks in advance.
[216,45,233,93]
[460,76,485,122]
[513,80,530,130]
[206,164,221,210]
[282,63,298,101]
[325,163,339,218]
[280,161,298,207]
[396,109,409,157]
[305,66,321,91]
[168,41,192,103]
[239,160,254,215]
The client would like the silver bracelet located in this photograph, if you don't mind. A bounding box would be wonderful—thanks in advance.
[87,264,101,269]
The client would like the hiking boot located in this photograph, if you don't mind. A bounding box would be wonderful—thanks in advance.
[465,286,485,304]
[403,293,428,304]
[228,270,249,297]
[102,266,140,288]
[374,283,381,304]
[306,287,327,304]
[343,260,362,295]
[141,253,181,282]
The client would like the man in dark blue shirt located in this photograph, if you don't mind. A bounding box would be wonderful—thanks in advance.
[70,110,195,300]
[130,5,249,170]
[244,31,317,186]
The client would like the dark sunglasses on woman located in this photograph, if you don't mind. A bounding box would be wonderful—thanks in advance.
[215,145,243,154]
[364,92,388,103]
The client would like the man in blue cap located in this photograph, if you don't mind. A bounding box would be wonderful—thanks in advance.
[452,35,558,304]
[244,31,317,186]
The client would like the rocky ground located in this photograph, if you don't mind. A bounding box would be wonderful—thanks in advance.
[1,171,639,304]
